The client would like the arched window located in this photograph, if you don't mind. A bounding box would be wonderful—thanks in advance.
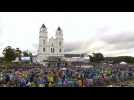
[51,48,54,53]
[43,48,45,52]
[43,40,45,45]
[51,48,53,53]
[53,48,55,53]
[59,41,61,46]
[59,49,61,52]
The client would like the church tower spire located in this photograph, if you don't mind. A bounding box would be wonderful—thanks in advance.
[56,26,63,39]
[40,24,47,33]
[41,24,46,28]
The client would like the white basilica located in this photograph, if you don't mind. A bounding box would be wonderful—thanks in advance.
[37,24,64,65]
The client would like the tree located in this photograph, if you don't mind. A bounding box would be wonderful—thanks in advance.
[23,50,33,63]
[15,48,22,61]
[89,55,94,63]
[0,57,4,63]
[2,46,16,62]
[29,51,33,63]
[29,52,32,57]
[23,51,29,57]
[89,52,104,67]
[105,56,134,64]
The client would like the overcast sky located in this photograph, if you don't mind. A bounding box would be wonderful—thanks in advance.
[0,12,134,57]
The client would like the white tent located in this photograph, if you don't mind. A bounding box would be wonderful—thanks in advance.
[81,65,93,68]
[120,61,127,65]
[61,68,67,70]
[21,57,31,61]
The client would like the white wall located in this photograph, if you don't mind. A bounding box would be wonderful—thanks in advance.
[37,26,64,64]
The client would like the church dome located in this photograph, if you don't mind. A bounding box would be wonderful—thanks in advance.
[41,24,46,28]
[56,26,63,34]
[56,26,63,38]
[57,27,61,31]
[40,24,47,32]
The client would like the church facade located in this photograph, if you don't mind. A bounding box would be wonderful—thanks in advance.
[37,24,64,65]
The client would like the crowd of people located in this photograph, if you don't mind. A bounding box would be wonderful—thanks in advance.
[0,64,134,87]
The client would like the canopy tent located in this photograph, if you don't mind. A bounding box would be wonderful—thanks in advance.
[81,65,93,68]
[120,61,127,65]
[20,57,31,63]
[21,57,31,61]
[60,68,67,70]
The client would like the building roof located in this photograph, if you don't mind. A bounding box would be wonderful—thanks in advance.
[32,55,37,57]
[64,54,84,58]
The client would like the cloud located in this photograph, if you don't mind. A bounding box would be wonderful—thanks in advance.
[64,41,83,52]
[99,32,134,50]
[32,43,38,49]
[100,32,134,44]
[0,42,5,57]
[0,17,4,37]
[63,30,134,57]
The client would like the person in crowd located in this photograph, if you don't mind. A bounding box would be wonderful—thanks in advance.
[1,63,134,87]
